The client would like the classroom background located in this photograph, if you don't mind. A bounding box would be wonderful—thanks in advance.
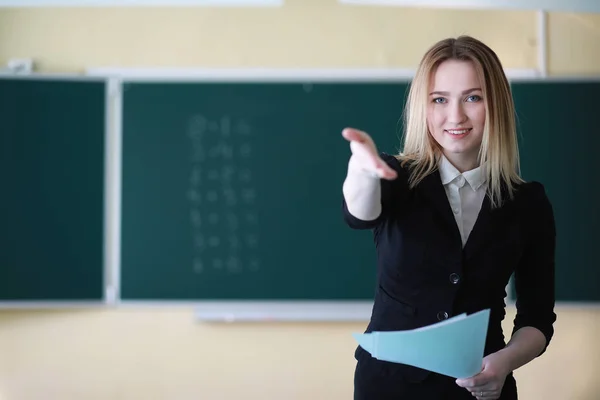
[1,1,599,399]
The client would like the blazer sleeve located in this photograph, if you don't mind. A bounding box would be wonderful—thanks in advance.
[511,181,557,356]
[341,152,405,230]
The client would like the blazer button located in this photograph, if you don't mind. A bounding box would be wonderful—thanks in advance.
[449,273,460,284]
[437,311,449,321]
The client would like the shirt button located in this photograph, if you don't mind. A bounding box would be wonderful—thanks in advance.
[453,208,459,214]
[449,273,460,284]
[437,311,449,321]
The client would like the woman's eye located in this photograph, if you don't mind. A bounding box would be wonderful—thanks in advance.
[466,95,481,102]
[433,97,446,104]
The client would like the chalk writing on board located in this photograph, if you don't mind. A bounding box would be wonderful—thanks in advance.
[187,114,260,275]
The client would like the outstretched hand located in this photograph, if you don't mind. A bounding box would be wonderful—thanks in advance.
[342,127,397,180]
[455,352,511,400]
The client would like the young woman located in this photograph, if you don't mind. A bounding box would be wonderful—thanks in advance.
[342,35,556,400]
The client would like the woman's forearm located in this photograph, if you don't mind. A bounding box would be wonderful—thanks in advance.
[342,155,382,221]
[497,327,547,373]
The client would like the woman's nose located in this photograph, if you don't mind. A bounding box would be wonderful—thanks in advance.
[448,102,467,124]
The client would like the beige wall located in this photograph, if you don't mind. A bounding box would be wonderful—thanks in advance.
[1,1,599,399]
[1,2,599,75]
[0,306,599,399]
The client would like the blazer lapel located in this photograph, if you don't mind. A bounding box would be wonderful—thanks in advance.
[463,188,515,261]
[463,194,493,260]
[418,170,463,249]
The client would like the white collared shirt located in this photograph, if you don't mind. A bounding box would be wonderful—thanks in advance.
[438,156,487,247]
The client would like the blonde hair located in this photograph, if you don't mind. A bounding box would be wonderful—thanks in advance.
[397,35,523,209]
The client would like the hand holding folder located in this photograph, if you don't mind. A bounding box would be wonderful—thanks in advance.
[353,309,490,379]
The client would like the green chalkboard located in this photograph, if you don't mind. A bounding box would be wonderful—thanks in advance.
[120,79,599,302]
[0,77,106,302]
[120,82,407,300]
[512,81,600,303]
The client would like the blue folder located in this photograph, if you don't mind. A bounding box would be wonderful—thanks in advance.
[353,309,490,379]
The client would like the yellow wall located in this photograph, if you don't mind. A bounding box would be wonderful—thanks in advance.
[0,307,599,399]
[1,1,599,399]
[0,2,540,71]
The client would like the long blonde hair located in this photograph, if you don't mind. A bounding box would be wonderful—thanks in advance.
[398,35,523,209]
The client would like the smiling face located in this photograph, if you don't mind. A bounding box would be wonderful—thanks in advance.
[427,59,486,172]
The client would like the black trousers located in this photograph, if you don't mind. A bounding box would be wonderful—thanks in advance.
[354,351,518,400]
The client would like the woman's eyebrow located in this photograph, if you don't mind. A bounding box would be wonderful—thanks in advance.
[429,88,482,96]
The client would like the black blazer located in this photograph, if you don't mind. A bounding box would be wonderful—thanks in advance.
[343,153,557,388]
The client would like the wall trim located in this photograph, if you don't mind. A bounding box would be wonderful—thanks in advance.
[85,67,546,82]
[338,0,600,13]
[0,0,282,7]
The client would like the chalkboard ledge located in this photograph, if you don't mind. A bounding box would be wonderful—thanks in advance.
[0,301,108,309]
[194,300,374,322]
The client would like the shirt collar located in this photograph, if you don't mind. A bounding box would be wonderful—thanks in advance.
[438,155,486,191]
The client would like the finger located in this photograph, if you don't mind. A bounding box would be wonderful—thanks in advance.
[349,143,397,180]
[467,385,494,394]
[374,160,397,180]
[456,374,488,389]
[341,127,370,143]
[470,388,500,399]
[475,391,500,400]
[458,373,487,385]
[466,380,500,392]
[456,379,477,388]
